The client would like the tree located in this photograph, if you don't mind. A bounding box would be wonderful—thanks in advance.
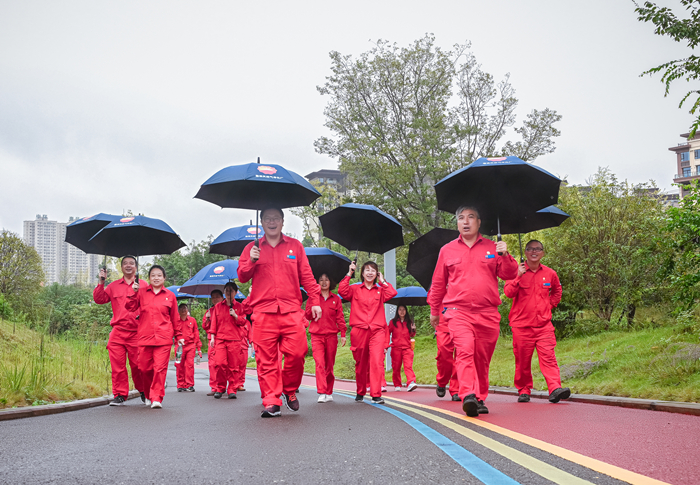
[0,230,44,308]
[153,237,227,287]
[635,0,700,136]
[315,34,561,241]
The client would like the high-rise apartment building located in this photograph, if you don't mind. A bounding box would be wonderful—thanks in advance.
[23,215,100,285]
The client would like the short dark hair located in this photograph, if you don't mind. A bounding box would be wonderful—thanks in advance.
[261,207,284,220]
[455,205,480,219]
[148,265,166,278]
[525,239,544,250]
[360,261,379,285]
[121,255,137,268]
[224,281,238,293]
[318,273,337,292]
[178,303,188,310]
[210,289,223,298]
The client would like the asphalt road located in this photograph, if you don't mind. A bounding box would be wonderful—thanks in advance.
[0,363,676,485]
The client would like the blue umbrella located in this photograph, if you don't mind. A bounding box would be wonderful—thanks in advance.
[65,213,121,255]
[166,285,209,299]
[209,225,263,257]
[234,290,247,302]
[88,215,186,257]
[304,247,351,285]
[386,286,428,307]
[179,259,239,296]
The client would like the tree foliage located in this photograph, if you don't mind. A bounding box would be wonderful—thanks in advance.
[315,34,561,241]
[635,0,700,136]
[0,230,44,308]
[153,237,227,287]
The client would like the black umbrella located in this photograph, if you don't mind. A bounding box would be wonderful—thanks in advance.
[304,247,352,284]
[88,215,186,258]
[65,213,121,254]
[479,205,570,237]
[406,228,459,290]
[319,203,404,255]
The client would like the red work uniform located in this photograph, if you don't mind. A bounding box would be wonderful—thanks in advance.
[238,234,321,408]
[93,277,147,399]
[236,319,251,390]
[304,292,347,395]
[126,287,182,403]
[209,299,248,395]
[201,312,217,391]
[428,235,518,402]
[435,312,459,396]
[339,278,397,398]
[385,318,416,388]
[504,263,563,395]
[175,315,202,389]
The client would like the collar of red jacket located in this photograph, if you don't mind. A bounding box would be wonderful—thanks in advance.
[259,233,290,247]
[456,233,485,247]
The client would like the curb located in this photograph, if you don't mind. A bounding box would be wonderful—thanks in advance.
[0,390,141,422]
[305,373,700,417]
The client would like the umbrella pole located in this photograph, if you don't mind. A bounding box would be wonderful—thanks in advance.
[518,233,524,262]
[350,249,358,279]
[497,216,503,255]
[252,209,260,262]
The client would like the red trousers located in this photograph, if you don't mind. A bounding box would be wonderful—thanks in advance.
[390,347,416,387]
[310,333,339,394]
[138,345,171,403]
[512,324,562,394]
[435,327,459,392]
[350,326,385,398]
[214,339,241,394]
[236,341,248,388]
[207,344,217,390]
[444,309,500,401]
[175,343,196,389]
[251,310,307,407]
[107,337,142,397]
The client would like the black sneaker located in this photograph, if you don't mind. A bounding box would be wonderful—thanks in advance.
[371,396,385,404]
[186,387,195,392]
[213,392,223,399]
[140,392,145,403]
[462,393,478,417]
[177,388,184,392]
[282,393,300,412]
[355,394,364,402]
[109,396,125,406]
[548,387,571,403]
[436,386,446,398]
[451,394,460,402]
[261,405,281,418]
[518,393,530,403]
[477,399,489,414]
[227,393,237,399]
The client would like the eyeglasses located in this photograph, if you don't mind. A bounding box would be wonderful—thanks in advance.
[262,217,282,224]
[525,248,544,253]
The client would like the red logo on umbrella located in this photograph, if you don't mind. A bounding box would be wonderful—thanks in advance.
[213,266,225,274]
[258,165,277,175]
[82,215,95,221]
[247,227,260,235]
[120,217,135,223]
[487,157,508,162]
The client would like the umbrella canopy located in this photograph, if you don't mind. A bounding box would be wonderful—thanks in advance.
[319,203,404,255]
[65,213,120,254]
[304,247,351,285]
[88,216,186,257]
[386,286,428,307]
[194,162,321,210]
[209,225,263,257]
[166,285,208,299]
[480,205,571,236]
[434,156,561,234]
[234,290,247,302]
[179,260,239,296]
[406,228,459,290]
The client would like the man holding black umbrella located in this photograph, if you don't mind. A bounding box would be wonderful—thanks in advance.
[428,206,518,417]
[239,207,322,418]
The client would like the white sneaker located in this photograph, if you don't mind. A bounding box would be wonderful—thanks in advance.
[407,381,418,392]
[151,401,162,409]
[366,386,370,393]
[395,387,402,392]
[145,399,152,406]
[317,394,327,403]
[325,394,333,402]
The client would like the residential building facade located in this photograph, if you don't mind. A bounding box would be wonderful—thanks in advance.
[670,132,700,197]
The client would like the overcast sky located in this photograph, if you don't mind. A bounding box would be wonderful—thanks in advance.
[0,0,692,245]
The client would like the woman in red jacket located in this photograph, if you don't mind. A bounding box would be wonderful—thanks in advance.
[339,261,397,404]
[127,265,183,409]
[386,305,417,392]
[305,273,347,403]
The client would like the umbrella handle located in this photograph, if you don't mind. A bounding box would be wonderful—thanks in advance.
[349,250,358,279]
[497,216,503,256]
[497,234,503,256]
[252,209,260,262]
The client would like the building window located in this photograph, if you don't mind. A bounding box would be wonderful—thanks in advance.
[318,178,324,183]
[683,167,691,177]
[681,152,690,162]
[695,150,700,159]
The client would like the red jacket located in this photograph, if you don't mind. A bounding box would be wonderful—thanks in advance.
[428,235,518,316]
[93,278,148,337]
[179,316,203,349]
[304,292,347,336]
[338,277,397,330]
[386,319,416,350]
[209,300,247,341]
[126,287,182,346]
[504,263,562,328]
[238,234,320,314]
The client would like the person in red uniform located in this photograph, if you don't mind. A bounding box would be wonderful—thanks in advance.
[236,316,251,392]
[126,265,183,409]
[428,206,518,417]
[432,311,460,401]
[202,289,224,396]
[304,273,347,403]
[386,305,417,392]
[175,303,202,392]
[339,261,397,404]
[93,255,146,406]
[209,282,248,399]
[503,239,570,404]
[238,207,322,418]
